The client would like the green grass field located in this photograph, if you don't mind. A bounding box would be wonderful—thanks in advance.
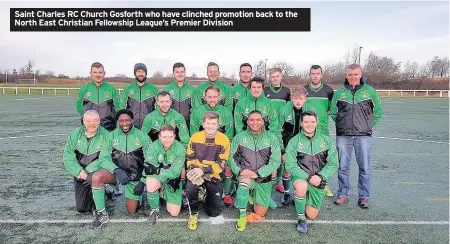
[0,96,448,243]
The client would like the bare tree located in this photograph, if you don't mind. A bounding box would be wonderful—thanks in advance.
[230,72,236,80]
[402,61,419,80]
[191,73,197,78]
[345,45,360,65]
[152,70,164,78]
[115,74,126,78]
[25,60,34,74]
[324,61,347,77]
[271,61,296,77]
[45,70,55,76]
[364,52,402,76]
[12,68,17,76]
[254,60,266,78]
[441,56,449,78]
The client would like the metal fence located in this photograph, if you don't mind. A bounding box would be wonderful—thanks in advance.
[0,87,449,98]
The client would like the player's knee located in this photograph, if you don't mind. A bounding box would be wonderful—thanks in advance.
[146,178,160,192]
[238,176,251,185]
[181,168,186,179]
[282,171,291,178]
[91,171,103,186]
[305,206,319,220]
[167,206,181,217]
[224,167,233,178]
[293,180,307,196]
[271,170,277,179]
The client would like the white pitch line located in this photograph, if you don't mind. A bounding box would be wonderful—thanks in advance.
[0,218,448,225]
[1,134,448,145]
[0,134,66,140]
[14,97,67,101]
[374,136,449,145]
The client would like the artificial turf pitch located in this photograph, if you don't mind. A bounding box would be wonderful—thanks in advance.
[0,96,448,243]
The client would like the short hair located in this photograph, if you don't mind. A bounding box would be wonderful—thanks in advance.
[269,67,282,76]
[160,124,175,134]
[173,62,185,72]
[300,111,318,122]
[248,110,263,118]
[310,65,322,74]
[83,110,100,121]
[157,91,171,100]
[348,64,362,70]
[90,62,104,71]
[291,87,308,98]
[205,85,220,94]
[207,62,219,71]
[202,111,220,122]
[249,76,265,87]
[240,63,252,71]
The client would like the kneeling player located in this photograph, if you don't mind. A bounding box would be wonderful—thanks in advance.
[63,110,110,214]
[185,111,230,230]
[139,124,186,224]
[228,110,281,232]
[278,87,309,205]
[284,111,338,233]
[89,109,150,228]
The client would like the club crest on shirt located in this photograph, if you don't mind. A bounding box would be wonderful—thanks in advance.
[169,90,175,96]
[362,90,369,98]
[86,92,91,97]
[135,138,141,147]
[242,137,248,144]
[145,91,151,97]
[104,91,110,98]
[264,138,269,145]
[298,143,304,149]
[340,93,346,99]
[320,140,326,148]
[113,138,119,146]
[129,90,135,96]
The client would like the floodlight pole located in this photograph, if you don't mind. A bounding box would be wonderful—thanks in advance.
[33,45,36,84]
[358,46,363,65]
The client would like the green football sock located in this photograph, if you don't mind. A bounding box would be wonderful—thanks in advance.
[92,187,105,212]
[294,194,306,220]
[147,190,160,212]
[236,182,250,216]
[224,176,233,196]
[282,175,292,193]
[277,167,283,185]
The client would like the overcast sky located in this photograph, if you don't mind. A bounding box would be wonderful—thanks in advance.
[0,0,448,78]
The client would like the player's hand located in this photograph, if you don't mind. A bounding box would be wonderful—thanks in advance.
[144,163,160,175]
[192,177,204,186]
[249,171,258,179]
[114,168,130,185]
[241,169,252,177]
[309,175,322,187]
[189,168,204,181]
[78,170,88,180]
[133,182,145,195]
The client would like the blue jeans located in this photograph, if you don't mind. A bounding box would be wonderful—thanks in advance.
[336,136,372,199]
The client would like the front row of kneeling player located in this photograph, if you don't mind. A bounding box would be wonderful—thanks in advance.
[63,106,338,233]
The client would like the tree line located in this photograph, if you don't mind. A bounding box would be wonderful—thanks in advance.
[0,47,448,89]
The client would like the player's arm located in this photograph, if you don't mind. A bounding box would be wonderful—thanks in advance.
[256,133,281,177]
[224,110,235,140]
[189,109,200,136]
[112,87,121,113]
[330,91,338,122]
[96,138,117,174]
[317,138,339,181]
[371,89,384,127]
[76,85,87,115]
[234,100,244,134]
[177,115,190,148]
[284,138,310,180]
[63,133,84,178]
[227,136,243,175]
[159,145,186,180]
[118,86,129,110]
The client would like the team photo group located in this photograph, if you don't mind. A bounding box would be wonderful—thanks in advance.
[63,60,384,233]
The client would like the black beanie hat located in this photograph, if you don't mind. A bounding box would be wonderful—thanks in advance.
[134,63,147,75]
[115,109,134,121]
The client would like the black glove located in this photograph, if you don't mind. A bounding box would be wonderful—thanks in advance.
[144,163,160,175]
[133,182,145,195]
[82,173,93,187]
[114,168,130,185]
[167,177,181,191]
